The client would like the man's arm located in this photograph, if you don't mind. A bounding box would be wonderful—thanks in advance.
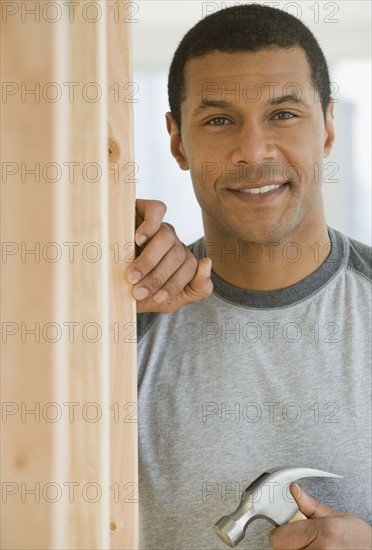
[127,199,213,313]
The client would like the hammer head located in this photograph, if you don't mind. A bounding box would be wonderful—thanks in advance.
[214,466,343,547]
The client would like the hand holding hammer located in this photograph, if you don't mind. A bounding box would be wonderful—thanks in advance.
[214,466,372,549]
[214,466,342,547]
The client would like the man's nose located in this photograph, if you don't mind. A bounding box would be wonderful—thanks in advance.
[230,122,277,166]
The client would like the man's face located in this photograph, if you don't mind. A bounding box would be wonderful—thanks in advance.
[167,47,335,244]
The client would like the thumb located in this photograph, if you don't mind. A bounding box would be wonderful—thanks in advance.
[290,483,340,519]
[184,257,213,301]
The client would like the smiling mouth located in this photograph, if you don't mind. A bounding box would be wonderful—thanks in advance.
[239,183,283,194]
[226,181,290,203]
[234,182,289,194]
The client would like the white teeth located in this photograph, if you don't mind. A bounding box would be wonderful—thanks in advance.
[239,184,281,194]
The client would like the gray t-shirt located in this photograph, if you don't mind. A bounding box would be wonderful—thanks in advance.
[137,227,371,550]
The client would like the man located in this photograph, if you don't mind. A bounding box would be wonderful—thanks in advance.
[130,5,372,549]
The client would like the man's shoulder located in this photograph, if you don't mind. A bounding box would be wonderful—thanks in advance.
[344,232,372,283]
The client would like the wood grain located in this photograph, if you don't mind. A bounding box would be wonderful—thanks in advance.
[1,7,54,549]
[53,3,111,548]
[1,1,138,548]
[107,2,139,549]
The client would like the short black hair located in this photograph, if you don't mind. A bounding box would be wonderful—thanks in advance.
[168,4,331,129]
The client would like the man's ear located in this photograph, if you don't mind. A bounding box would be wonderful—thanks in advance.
[165,112,189,170]
[323,98,335,158]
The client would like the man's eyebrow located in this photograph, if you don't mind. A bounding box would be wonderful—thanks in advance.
[269,93,309,107]
[192,99,232,117]
[192,94,310,116]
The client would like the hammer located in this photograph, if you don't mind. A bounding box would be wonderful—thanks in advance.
[213,466,343,547]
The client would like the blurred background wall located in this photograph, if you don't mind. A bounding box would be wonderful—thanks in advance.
[132,0,371,245]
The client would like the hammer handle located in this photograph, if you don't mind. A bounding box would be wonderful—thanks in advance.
[289,510,307,523]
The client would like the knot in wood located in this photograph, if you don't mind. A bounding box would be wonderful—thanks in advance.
[108,138,121,163]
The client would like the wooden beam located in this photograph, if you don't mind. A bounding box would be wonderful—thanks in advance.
[1,5,55,548]
[1,2,138,548]
[107,7,139,549]
[52,2,110,548]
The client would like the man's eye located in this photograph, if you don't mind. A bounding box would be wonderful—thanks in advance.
[272,111,297,120]
[206,117,231,125]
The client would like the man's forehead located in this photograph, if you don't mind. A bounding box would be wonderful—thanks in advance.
[197,71,301,79]
[182,48,313,107]
[184,48,311,85]
[197,77,306,91]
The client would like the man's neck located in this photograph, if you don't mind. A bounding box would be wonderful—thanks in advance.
[204,224,331,291]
